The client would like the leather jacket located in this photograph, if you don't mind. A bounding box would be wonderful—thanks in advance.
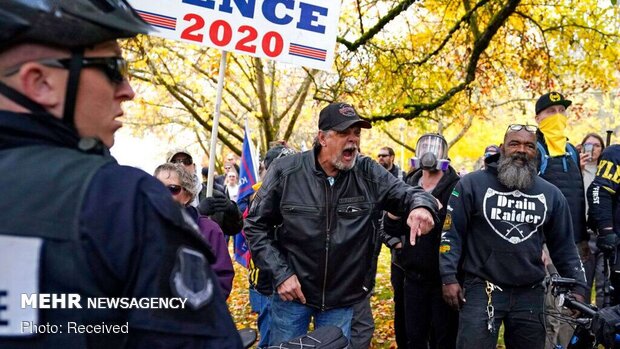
[245,146,439,310]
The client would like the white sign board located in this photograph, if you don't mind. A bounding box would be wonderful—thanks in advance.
[128,0,341,71]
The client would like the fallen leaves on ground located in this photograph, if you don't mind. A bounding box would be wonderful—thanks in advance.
[227,246,398,348]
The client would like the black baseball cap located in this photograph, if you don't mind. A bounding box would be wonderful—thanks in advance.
[263,145,296,170]
[318,103,372,131]
[535,92,572,115]
[484,145,499,158]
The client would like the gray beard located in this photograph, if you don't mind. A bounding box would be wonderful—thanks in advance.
[334,153,357,171]
[497,153,538,191]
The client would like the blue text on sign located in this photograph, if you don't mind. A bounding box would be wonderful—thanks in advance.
[182,0,329,34]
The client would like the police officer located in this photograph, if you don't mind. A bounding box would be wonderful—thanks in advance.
[0,1,241,348]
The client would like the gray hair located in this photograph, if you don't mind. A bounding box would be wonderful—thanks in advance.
[154,162,198,202]
[497,152,538,191]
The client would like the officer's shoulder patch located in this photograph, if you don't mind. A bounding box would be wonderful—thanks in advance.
[442,213,453,231]
[439,245,451,253]
[0,235,42,335]
[170,247,214,310]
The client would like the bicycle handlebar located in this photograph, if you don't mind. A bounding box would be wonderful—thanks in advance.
[563,297,598,318]
[545,263,597,318]
[546,262,559,277]
[546,263,620,348]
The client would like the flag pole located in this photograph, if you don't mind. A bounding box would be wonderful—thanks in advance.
[206,51,228,198]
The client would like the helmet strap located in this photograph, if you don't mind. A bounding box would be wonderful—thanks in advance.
[62,48,84,130]
[0,80,47,114]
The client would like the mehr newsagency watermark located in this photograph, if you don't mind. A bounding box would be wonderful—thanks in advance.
[14,293,187,335]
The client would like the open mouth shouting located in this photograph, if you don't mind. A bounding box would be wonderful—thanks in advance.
[342,146,358,162]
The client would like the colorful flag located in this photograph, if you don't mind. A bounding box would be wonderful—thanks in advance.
[237,125,258,211]
[234,211,251,268]
[234,125,258,268]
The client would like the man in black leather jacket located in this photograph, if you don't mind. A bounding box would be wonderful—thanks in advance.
[245,102,439,345]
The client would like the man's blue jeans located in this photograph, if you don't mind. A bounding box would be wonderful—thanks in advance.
[269,296,353,345]
[249,288,271,348]
[457,277,545,349]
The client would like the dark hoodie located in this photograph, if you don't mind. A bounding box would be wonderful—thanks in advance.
[536,131,587,244]
[384,166,460,281]
[439,154,586,295]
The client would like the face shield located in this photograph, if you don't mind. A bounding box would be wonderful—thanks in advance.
[410,134,450,171]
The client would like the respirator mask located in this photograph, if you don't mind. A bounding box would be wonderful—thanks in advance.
[410,134,450,171]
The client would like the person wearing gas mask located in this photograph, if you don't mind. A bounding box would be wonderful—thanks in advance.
[384,134,460,349]
[533,92,589,349]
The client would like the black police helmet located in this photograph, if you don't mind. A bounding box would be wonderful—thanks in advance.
[0,0,152,51]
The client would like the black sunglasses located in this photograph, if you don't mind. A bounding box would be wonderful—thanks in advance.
[7,56,129,84]
[167,185,184,195]
[506,124,538,133]
[171,158,193,166]
[377,154,390,158]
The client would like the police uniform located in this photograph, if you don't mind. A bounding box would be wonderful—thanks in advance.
[0,0,241,347]
[0,112,242,348]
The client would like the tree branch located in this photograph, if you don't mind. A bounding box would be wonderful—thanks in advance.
[253,57,274,142]
[369,0,521,122]
[337,0,418,51]
[283,70,316,141]
[405,0,491,67]
[382,129,416,154]
[447,113,475,148]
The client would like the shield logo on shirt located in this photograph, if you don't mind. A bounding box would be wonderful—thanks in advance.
[482,188,547,244]
[170,247,214,310]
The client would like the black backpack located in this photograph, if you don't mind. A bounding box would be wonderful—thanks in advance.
[263,326,348,349]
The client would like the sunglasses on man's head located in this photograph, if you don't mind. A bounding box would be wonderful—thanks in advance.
[276,147,296,159]
[5,56,129,84]
[167,185,184,195]
[506,124,538,133]
[171,157,193,166]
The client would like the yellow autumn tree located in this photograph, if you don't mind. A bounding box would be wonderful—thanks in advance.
[122,0,619,168]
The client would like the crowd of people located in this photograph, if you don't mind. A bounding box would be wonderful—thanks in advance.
[2,1,620,349]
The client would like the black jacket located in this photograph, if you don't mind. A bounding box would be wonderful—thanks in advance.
[388,164,406,180]
[245,146,439,310]
[384,166,460,281]
[439,155,586,295]
[537,131,588,243]
[0,111,241,348]
[587,145,620,239]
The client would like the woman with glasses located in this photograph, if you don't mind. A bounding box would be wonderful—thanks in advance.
[579,133,606,308]
[154,163,234,299]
